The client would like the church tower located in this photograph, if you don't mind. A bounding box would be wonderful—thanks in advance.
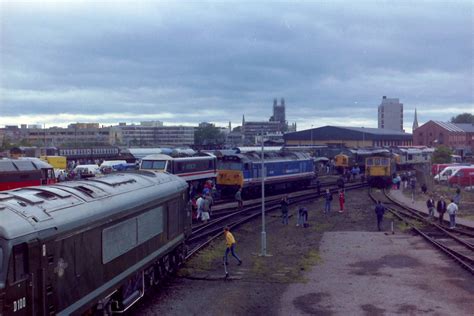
[412,108,419,131]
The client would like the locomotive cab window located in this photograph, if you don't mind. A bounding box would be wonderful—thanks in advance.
[11,244,28,282]
[141,160,166,170]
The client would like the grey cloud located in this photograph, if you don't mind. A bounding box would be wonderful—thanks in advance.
[0,1,472,129]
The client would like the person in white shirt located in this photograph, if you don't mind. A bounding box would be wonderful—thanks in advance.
[447,199,458,229]
[196,195,204,220]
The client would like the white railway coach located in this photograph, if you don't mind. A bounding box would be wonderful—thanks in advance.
[140,152,217,187]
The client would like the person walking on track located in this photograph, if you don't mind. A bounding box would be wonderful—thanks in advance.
[235,188,243,210]
[223,227,242,267]
[338,190,345,213]
[426,195,435,219]
[437,196,447,225]
[447,199,458,229]
[374,200,386,231]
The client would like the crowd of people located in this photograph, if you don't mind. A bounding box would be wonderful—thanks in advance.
[388,171,463,229]
[189,180,217,223]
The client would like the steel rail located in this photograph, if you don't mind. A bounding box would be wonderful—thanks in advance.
[368,189,474,275]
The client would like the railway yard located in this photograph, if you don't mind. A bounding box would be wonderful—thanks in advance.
[1,152,473,315]
[130,177,474,315]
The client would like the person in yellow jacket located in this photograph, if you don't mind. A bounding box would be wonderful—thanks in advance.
[223,226,242,266]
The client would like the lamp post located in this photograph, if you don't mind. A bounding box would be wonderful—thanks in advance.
[260,129,267,256]
[311,124,314,146]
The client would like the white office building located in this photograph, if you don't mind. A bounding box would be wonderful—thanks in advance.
[378,96,404,132]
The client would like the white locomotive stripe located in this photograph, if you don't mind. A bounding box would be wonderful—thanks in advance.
[244,172,315,184]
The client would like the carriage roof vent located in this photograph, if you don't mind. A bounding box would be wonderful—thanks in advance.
[74,185,95,197]
[88,177,137,187]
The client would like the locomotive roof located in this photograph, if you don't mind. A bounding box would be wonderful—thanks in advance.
[221,150,311,162]
[0,158,53,172]
[0,171,187,240]
[142,153,216,161]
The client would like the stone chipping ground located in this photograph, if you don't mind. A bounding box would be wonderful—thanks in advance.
[130,188,474,316]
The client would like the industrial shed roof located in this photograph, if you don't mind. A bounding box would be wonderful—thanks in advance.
[283,126,412,141]
[432,121,465,132]
[455,123,474,133]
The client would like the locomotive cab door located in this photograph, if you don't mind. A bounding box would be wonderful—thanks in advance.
[5,243,33,315]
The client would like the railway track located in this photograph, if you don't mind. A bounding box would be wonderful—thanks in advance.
[214,176,350,207]
[368,189,474,275]
[186,181,368,260]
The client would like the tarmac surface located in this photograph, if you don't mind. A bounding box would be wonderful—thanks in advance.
[279,231,474,315]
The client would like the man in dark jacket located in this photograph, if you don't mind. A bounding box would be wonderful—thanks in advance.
[374,201,386,231]
[426,195,435,219]
[437,196,447,225]
[337,176,345,190]
[281,196,289,225]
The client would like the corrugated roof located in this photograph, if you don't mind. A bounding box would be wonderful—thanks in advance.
[455,123,474,133]
[336,126,409,136]
[284,126,412,141]
[433,121,465,132]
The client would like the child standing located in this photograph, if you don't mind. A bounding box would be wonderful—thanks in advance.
[338,190,345,213]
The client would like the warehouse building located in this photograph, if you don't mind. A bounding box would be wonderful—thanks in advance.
[413,120,473,156]
[284,126,412,147]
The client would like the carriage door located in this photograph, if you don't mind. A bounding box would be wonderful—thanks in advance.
[6,243,32,315]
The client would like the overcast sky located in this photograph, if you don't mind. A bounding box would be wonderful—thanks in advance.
[0,1,472,132]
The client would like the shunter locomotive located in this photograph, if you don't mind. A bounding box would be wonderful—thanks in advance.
[0,171,190,315]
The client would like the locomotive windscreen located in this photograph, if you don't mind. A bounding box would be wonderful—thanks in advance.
[141,160,166,170]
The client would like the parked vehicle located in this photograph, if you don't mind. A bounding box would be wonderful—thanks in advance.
[73,164,101,178]
[431,163,453,176]
[100,160,128,172]
[434,165,473,183]
[448,167,474,187]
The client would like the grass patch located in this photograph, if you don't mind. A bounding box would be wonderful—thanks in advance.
[397,221,412,232]
[396,219,426,232]
[251,256,265,275]
[385,213,395,220]
[459,214,474,220]
[187,244,224,271]
[299,250,322,270]
[312,222,332,232]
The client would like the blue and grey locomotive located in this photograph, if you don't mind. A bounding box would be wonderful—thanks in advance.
[0,171,190,315]
[216,148,314,196]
